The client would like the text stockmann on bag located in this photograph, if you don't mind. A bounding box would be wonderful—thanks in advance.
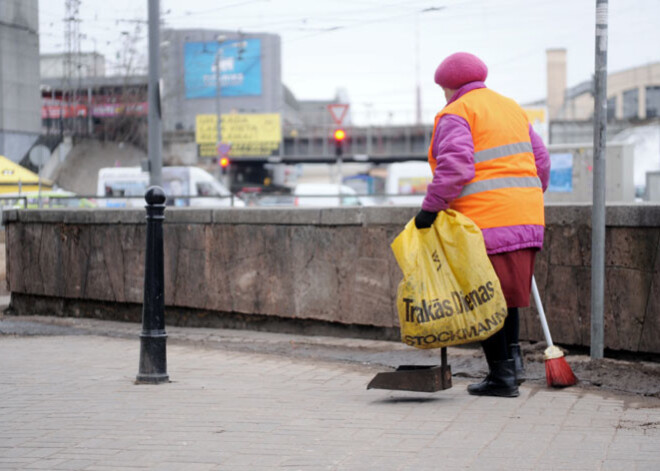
[403,308,507,347]
[402,281,497,324]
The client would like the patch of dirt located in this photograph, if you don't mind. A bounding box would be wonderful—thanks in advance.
[514,342,660,399]
[568,356,660,398]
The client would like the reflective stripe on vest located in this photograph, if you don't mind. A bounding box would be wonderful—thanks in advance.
[459,176,542,198]
[473,142,533,164]
[428,88,544,229]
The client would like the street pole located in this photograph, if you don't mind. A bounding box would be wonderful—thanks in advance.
[136,186,168,384]
[87,87,93,136]
[366,103,373,155]
[415,13,422,126]
[215,44,222,149]
[215,36,228,188]
[147,0,163,187]
[337,153,343,203]
[216,45,223,187]
[37,160,42,209]
[59,91,64,139]
[591,0,608,360]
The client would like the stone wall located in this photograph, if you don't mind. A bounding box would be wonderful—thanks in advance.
[4,205,660,353]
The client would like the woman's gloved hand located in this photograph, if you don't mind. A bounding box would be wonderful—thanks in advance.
[414,209,438,229]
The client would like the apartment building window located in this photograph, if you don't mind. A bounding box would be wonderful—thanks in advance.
[646,86,660,118]
[623,89,639,119]
[607,96,616,121]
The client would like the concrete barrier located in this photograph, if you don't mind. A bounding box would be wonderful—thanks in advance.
[3,204,660,353]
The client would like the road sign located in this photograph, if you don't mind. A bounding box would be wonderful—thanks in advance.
[217,142,232,157]
[327,104,349,125]
[29,145,50,167]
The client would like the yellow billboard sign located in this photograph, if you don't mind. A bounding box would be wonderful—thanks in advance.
[221,113,281,142]
[198,143,218,157]
[222,113,281,157]
[196,113,282,157]
[195,114,218,144]
[229,142,280,156]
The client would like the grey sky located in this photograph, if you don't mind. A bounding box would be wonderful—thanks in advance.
[39,0,660,125]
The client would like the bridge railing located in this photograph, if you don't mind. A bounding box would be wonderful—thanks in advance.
[0,192,426,211]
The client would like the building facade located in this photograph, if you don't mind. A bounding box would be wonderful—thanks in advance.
[40,52,106,80]
[545,49,660,122]
[160,29,283,134]
[0,0,40,162]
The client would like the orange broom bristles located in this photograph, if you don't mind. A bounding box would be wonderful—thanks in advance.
[544,346,577,387]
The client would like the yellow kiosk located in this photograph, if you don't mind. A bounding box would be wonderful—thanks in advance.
[0,155,53,194]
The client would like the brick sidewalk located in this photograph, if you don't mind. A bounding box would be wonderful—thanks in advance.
[1,335,659,470]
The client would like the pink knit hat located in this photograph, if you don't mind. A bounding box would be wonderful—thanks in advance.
[434,52,488,89]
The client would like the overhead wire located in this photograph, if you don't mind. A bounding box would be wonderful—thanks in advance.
[37,0,659,119]
[164,0,269,20]
[166,0,456,34]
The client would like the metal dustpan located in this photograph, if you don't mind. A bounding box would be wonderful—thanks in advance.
[367,347,452,392]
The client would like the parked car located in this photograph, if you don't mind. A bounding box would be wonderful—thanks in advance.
[384,161,432,206]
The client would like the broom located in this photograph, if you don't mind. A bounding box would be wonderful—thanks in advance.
[531,276,577,387]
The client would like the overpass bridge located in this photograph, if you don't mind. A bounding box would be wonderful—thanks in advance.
[164,123,434,164]
[280,124,433,160]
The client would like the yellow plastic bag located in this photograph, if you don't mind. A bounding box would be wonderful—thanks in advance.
[391,210,508,349]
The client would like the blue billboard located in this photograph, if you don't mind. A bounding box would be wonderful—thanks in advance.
[184,39,262,99]
[548,153,573,192]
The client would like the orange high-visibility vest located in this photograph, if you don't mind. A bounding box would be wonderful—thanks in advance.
[428,88,544,229]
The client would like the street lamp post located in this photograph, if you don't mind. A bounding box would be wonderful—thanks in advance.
[591,0,609,360]
[215,35,228,187]
[147,0,162,187]
[365,102,373,155]
[215,36,226,154]
[215,46,222,149]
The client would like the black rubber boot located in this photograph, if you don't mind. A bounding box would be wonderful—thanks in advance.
[509,343,525,385]
[467,359,519,397]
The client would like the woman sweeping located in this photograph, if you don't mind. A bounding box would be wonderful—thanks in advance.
[415,52,551,397]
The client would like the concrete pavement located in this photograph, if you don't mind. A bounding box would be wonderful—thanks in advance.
[1,319,660,470]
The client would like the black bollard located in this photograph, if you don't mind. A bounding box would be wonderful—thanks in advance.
[136,186,169,384]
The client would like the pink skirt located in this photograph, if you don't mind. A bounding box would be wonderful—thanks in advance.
[488,249,537,308]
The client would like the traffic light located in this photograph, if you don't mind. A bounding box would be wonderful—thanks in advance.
[333,128,346,157]
[219,156,230,174]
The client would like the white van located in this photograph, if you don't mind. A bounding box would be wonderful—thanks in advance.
[97,166,243,208]
[384,161,432,205]
[293,183,361,207]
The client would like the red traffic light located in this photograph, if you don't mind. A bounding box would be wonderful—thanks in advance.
[219,157,230,168]
[334,129,346,141]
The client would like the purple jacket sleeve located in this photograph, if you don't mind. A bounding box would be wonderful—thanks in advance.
[422,114,475,212]
[529,124,550,192]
